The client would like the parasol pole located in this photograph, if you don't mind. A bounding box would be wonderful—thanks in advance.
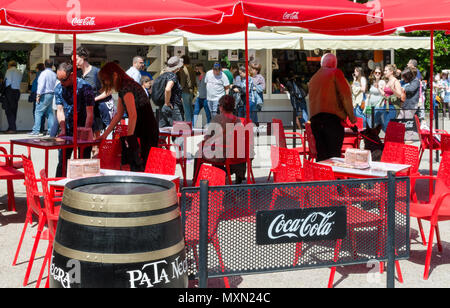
[73,33,78,159]
[429,29,434,177]
[245,23,250,124]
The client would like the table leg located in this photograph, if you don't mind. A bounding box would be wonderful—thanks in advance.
[62,149,67,177]
[45,150,49,176]
[7,179,16,212]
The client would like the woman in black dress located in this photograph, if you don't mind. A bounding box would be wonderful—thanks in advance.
[98,62,159,171]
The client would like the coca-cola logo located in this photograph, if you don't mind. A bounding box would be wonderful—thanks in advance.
[256,207,347,245]
[283,12,300,20]
[71,17,96,26]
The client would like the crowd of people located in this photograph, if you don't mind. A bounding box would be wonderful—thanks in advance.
[347,59,450,133]
[2,49,450,179]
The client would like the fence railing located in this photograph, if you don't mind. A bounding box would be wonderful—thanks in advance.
[180,173,410,288]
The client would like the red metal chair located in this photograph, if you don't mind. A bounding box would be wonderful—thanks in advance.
[415,115,448,164]
[0,149,25,212]
[184,164,229,287]
[35,169,63,288]
[302,160,403,287]
[144,147,177,176]
[384,121,405,144]
[409,151,450,280]
[12,156,56,286]
[272,118,309,160]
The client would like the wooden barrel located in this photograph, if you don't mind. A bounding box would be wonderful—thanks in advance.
[50,176,187,288]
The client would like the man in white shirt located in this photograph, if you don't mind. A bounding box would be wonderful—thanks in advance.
[4,60,23,133]
[29,59,56,136]
[126,56,144,84]
[204,62,230,118]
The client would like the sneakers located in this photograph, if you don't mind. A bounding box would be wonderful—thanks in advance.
[28,132,43,136]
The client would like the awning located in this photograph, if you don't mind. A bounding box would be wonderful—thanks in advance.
[299,33,432,50]
[56,31,184,46]
[0,26,55,43]
[185,30,302,51]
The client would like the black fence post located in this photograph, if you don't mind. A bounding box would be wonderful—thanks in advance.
[386,172,396,288]
[198,180,209,288]
[293,110,297,148]
[371,106,375,128]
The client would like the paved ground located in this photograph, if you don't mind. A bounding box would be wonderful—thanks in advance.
[0,118,449,288]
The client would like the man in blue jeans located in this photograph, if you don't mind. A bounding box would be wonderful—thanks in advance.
[29,59,56,136]
[193,63,211,127]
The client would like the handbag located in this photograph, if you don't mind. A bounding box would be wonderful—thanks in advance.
[28,92,37,103]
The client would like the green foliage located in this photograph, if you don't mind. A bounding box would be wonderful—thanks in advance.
[395,31,450,78]
[0,50,29,76]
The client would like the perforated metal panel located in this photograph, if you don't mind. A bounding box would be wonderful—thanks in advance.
[180,177,409,279]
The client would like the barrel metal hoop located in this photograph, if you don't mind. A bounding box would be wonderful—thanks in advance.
[62,186,177,213]
[59,208,180,228]
[53,240,185,264]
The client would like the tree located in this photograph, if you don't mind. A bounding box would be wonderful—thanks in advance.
[395,31,450,79]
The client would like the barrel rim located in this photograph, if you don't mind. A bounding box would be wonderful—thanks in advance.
[62,176,178,213]
[53,240,185,264]
[65,175,175,192]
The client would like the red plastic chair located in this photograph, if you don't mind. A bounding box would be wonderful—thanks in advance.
[0,150,25,212]
[415,115,448,164]
[36,169,63,288]
[381,142,420,176]
[272,118,309,160]
[194,124,255,185]
[302,160,403,287]
[0,142,30,169]
[304,122,317,161]
[113,124,128,139]
[184,165,230,287]
[98,139,123,170]
[342,117,364,153]
[409,151,450,280]
[12,156,53,286]
[440,134,450,152]
[384,121,405,144]
[145,147,177,176]
[270,146,303,183]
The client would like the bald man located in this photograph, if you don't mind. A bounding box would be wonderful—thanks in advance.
[307,53,356,161]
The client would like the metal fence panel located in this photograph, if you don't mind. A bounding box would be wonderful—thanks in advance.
[180,177,409,280]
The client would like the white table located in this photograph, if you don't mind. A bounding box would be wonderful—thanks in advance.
[48,169,179,188]
[317,157,411,178]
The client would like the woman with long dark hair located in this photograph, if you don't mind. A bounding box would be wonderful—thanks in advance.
[97,62,159,171]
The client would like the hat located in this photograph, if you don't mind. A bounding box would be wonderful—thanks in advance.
[166,56,184,72]
[213,62,221,70]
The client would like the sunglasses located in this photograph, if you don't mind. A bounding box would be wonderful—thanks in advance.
[375,71,381,74]
[59,72,72,83]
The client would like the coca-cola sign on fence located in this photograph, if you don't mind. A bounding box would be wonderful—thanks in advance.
[256,207,347,245]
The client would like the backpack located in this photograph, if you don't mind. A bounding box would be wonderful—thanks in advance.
[151,73,169,107]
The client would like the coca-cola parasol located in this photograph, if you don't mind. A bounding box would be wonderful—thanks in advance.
[0,0,224,158]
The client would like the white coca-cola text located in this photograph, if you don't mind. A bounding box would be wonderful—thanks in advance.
[71,17,96,26]
[283,12,299,20]
[268,212,336,240]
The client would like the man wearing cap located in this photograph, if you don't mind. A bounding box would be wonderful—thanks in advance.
[308,53,356,161]
[3,60,23,133]
[204,62,230,118]
[159,56,184,127]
